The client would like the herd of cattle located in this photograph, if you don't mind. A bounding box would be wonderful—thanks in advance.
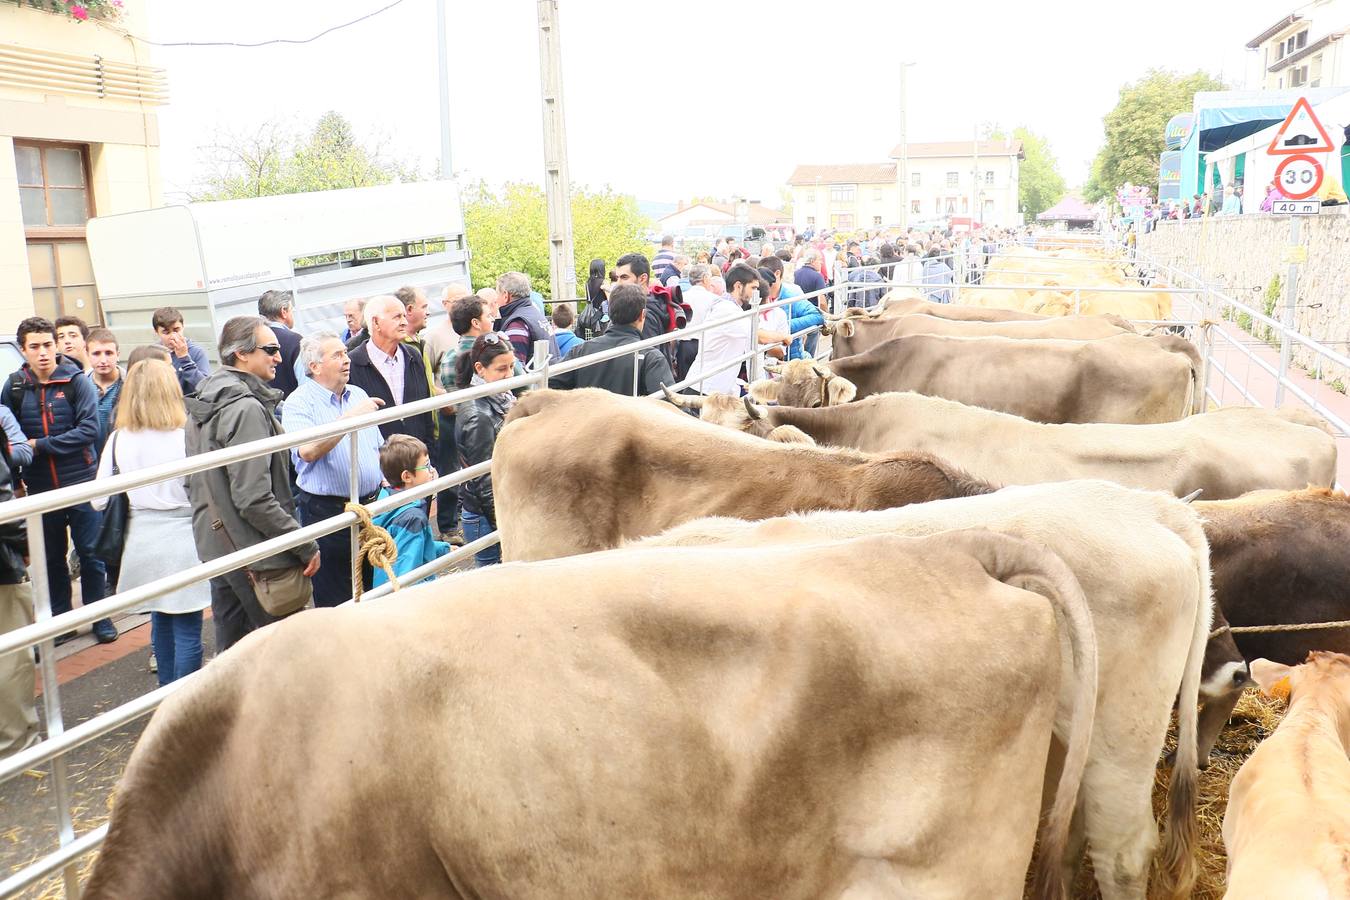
[81,246,1350,899]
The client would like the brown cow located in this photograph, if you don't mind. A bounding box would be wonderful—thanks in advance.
[754,332,1198,424]
[665,390,1336,501]
[493,389,991,561]
[838,293,1048,321]
[1190,488,1350,765]
[826,312,1137,358]
[82,531,1098,900]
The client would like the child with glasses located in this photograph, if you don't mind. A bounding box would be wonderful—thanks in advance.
[371,435,451,587]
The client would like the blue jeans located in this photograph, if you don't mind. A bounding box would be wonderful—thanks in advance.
[461,509,500,567]
[150,611,203,686]
[41,503,112,630]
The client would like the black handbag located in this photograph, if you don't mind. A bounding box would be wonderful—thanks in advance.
[93,433,130,568]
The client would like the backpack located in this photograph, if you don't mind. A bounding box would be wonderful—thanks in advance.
[577,294,608,342]
[649,284,698,381]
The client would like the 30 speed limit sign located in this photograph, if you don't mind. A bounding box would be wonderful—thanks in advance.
[1275,153,1324,200]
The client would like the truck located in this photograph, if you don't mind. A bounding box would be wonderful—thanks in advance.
[85,181,471,361]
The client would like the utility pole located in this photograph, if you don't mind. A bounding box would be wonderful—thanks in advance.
[435,0,452,179]
[897,62,913,230]
[537,0,577,304]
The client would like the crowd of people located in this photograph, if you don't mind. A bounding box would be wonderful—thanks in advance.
[0,224,1018,759]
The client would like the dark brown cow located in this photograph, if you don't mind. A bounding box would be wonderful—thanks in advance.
[755,333,1199,424]
[1191,488,1350,765]
[494,389,992,561]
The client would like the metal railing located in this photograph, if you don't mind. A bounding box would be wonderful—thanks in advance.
[0,280,833,899]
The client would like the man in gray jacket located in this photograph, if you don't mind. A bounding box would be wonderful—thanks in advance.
[186,316,320,652]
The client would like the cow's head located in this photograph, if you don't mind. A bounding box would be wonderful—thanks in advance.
[1251,651,1350,706]
[660,385,816,444]
[751,361,857,408]
[1201,604,1251,699]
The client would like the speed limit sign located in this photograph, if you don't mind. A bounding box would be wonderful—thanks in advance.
[1275,154,1324,200]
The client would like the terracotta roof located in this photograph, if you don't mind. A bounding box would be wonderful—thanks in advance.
[657,201,790,225]
[786,163,896,186]
[1036,195,1096,222]
[1248,13,1302,49]
[888,140,1024,159]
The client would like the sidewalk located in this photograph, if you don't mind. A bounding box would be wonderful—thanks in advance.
[1202,318,1350,487]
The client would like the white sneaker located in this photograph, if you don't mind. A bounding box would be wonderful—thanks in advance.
[148,652,157,674]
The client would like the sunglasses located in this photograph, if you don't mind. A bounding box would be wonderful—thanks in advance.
[482,333,503,345]
[255,344,283,357]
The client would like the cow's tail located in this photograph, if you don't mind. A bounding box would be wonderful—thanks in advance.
[1156,507,1213,900]
[954,531,1098,900]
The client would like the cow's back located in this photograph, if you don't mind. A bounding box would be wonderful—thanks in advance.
[84,534,1068,900]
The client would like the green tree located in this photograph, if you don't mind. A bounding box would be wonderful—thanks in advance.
[993,126,1066,221]
[1084,69,1226,201]
[462,182,651,301]
[192,112,418,200]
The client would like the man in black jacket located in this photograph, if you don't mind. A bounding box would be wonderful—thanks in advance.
[4,318,116,645]
[0,427,36,758]
[547,284,674,397]
[258,289,303,398]
[346,295,434,447]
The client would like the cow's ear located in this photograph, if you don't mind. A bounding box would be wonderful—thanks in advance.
[749,379,780,403]
[826,376,857,405]
[766,425,814,445]
[837,320,856,339]
[1250,658,1294,700]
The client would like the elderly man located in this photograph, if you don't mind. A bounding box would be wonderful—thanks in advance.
[682,264,718,328]
[341,298,365,344]
[186,316,320,652]
[347,295,434,446]
[497,272,559,367]
[425,283,470,377]
[282,333,386,606]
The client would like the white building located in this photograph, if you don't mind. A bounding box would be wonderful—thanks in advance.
[786,140,1023,233]
[1247,2,1350,91]
[655,200,790,235]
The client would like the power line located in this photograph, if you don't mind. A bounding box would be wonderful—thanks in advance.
[124,0,407,48]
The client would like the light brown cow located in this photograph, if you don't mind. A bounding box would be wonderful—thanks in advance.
[843,292,1048,321]
[826,312,1136,358]
[640,479,1213,900]
[84,531,1098,900]
[754,332,1198,424]
[1223,652,1350,900]
[668,390,1337,500]
[494,389,992,562]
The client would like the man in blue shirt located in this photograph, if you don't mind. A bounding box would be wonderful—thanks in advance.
[282,332,387,607]
[761,256,823,360]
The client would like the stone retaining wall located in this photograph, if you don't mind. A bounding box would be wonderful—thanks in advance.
[1139,210,1350,387]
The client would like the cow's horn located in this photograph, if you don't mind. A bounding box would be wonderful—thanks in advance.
[762,362,784,374]
[743,396,766,420]
[822,310,845,321]
[1180,488,1203,503]
[661,383,704,408]
[811,363,831,379]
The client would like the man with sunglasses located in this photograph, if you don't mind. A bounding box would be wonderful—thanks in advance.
[186,316,320,652]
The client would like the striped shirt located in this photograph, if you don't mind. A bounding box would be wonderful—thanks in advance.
[280,378,385,498]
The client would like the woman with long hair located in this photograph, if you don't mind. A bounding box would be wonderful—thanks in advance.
[454,334,516,566]
[93,359,208,685]
[577,258,608,341]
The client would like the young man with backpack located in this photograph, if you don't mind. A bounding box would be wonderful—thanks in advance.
[4,317,117,645]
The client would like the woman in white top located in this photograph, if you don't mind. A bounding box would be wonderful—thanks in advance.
[94,359,209,686]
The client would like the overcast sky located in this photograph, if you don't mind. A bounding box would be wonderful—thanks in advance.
[145,0,1281,207]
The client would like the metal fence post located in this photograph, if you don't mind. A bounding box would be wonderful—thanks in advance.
[26,512,81,898]
[529,339,550,392]
[348,431,360,600]
[1196,288,1215,414]
[747,302,762,384]
[631,348,641,397]
[1274,216,1300,407]
[833,265,847,315]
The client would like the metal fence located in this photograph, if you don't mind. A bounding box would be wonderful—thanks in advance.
[0,282,833,899]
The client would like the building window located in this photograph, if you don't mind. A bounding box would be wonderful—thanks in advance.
[946,171,959,187]
[805,216,815,226]
[15,141,99,322]
[872,216,883,226]
[961,197,969,213]
[985,170,995,185]
[829,213,854,230]
[911,199,921,214]
[830,184,856,203]
[945,198,956,214]
[911,172,921,187]
[806,190,815,202]
[1290,64,1309,87]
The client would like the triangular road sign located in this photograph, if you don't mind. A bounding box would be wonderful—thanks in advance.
[1268,96,1335,155]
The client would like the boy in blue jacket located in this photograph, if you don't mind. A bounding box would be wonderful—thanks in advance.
[373,435,450,588]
